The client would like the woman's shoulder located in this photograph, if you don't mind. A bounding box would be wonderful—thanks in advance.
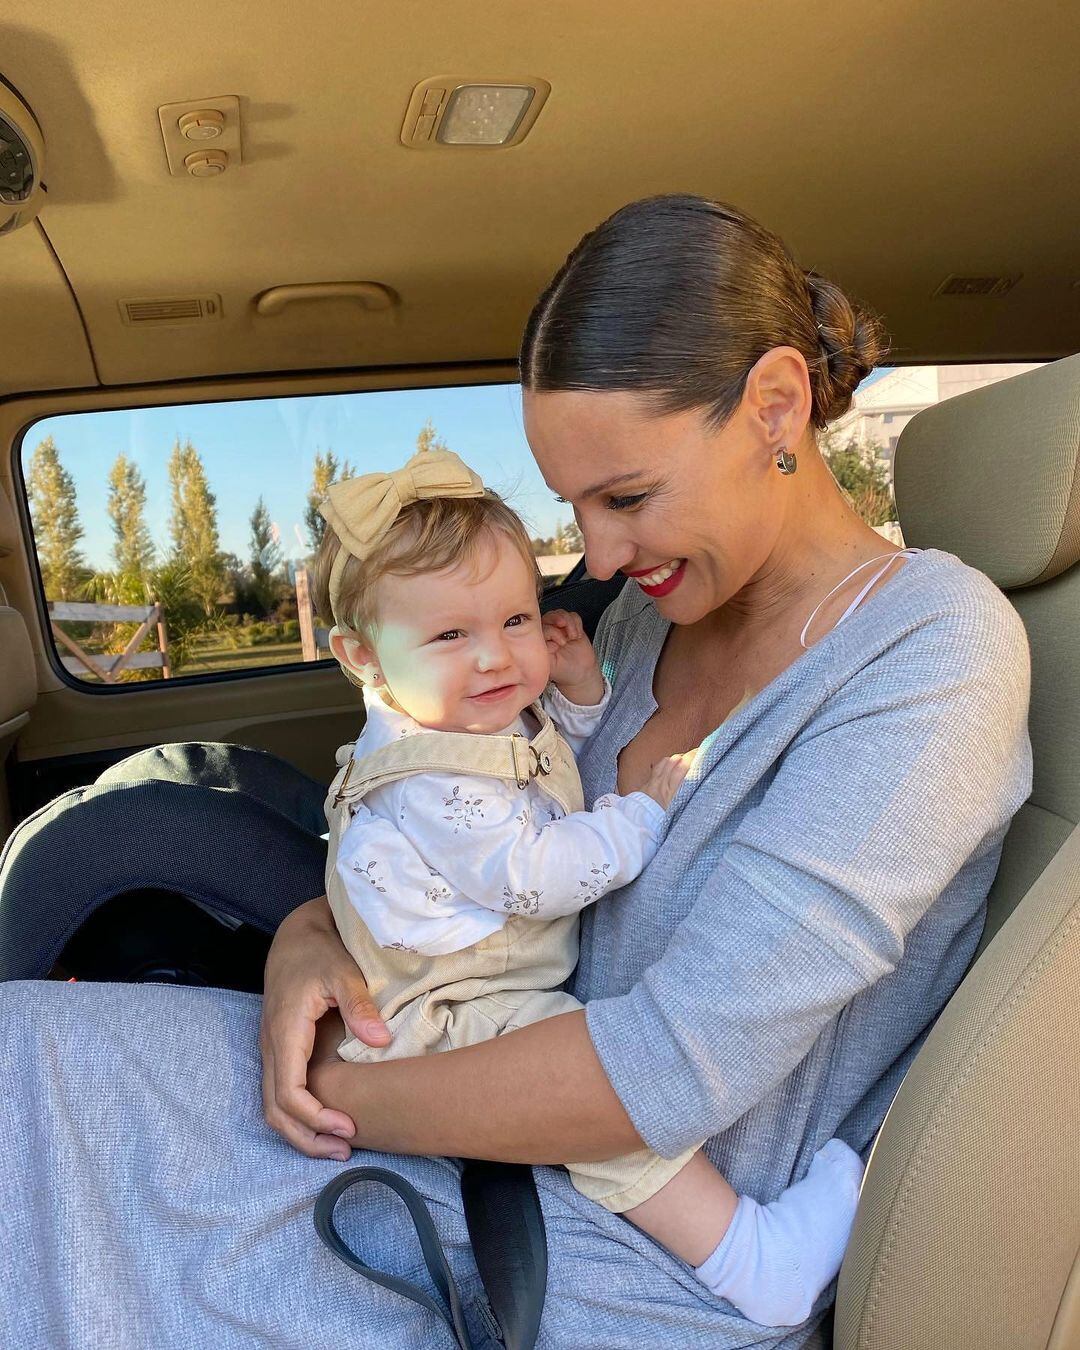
[876,547,1028,652]
[829,547,1030,713]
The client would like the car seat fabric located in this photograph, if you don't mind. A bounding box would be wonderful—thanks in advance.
[0,741,328,981]
[891,352,1080,955]
[835,352,1080,1350]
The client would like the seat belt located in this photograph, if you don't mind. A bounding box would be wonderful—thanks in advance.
[314,1160,547,1349]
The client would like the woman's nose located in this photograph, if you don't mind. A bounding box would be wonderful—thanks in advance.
[583,525,636,582]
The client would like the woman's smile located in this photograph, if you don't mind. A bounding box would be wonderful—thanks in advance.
[625,558,687,597]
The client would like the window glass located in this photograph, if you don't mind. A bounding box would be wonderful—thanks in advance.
[823,362,1044,546]
[21,382,580,685]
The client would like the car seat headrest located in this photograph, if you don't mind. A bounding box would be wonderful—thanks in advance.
[894,353,1080,589]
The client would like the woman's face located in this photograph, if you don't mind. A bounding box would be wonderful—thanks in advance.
[523,362,808,626]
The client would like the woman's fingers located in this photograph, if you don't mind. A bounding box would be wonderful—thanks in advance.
[260,1031,351,1161]
[259,897,375,1152]
[337,983,392,1047]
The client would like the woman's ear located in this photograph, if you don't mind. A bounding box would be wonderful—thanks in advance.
[744,346,813,450]
[328,625,381,684]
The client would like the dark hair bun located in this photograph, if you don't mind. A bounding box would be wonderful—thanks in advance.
[805,271,889,423]
[522,194,892,433]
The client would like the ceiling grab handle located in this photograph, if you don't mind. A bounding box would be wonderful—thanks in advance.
[254,282,398,316]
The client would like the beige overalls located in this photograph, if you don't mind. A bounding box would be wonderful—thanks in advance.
[324,702,696,1213]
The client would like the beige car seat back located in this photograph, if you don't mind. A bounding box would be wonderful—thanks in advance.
[835,354,1080,1350]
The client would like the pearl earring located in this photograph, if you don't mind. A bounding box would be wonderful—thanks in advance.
[775,445,798,475]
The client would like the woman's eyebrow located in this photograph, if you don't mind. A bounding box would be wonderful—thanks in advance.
[579,470,647,499]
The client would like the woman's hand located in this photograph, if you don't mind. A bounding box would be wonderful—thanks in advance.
[542,608,605,704]
[259,895,390,1160]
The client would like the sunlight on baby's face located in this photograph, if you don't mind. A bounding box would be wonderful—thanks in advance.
[370,531,550,733]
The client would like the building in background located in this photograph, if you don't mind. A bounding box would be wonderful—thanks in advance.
[831,364,1044,476]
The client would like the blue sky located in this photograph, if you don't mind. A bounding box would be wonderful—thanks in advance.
[24,370,894,572]
[25,383,561,572]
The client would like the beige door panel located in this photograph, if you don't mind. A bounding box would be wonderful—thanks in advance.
[17,664,359,783]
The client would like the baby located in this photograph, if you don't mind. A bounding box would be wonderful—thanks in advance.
[313,445,863,1327]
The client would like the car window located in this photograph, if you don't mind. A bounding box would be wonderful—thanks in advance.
[20,382,580,686]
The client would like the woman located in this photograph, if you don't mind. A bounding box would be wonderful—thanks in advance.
[2,196,1030,1350]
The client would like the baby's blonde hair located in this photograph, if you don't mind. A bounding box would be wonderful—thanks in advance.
[312,491,543,639]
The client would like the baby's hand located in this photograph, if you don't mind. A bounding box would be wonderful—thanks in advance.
[542,609,605,705]
[641,750,698,810]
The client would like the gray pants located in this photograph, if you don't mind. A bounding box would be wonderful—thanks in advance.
[0,980,825,1349]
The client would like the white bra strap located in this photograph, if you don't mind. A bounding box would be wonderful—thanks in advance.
[799,549,918,650]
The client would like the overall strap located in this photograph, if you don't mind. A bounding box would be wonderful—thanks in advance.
[333,703,582,816]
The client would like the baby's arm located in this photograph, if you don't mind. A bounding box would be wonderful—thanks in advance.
[398,753,695,920]
[336,804,502,956]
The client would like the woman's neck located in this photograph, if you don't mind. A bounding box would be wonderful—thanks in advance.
[703,448,895,645]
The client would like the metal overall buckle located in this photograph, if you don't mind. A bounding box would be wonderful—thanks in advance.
[333,757,356,806]
[511,734,553,789]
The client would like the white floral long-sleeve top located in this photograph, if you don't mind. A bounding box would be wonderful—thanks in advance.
[335,683,666,956]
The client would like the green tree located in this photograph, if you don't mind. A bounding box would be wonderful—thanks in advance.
[304,449,354,551]
[26,435,85,599]
[83,557,223,681]
[167,438,223,616]
[106,453,155,576]
[249,495,283,617]
[821,433,896,527]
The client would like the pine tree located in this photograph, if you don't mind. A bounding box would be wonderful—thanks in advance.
[249,495,283,617]
[304,449,354,551]
[415,419,449,455]
[26,435,85,599]
[167,438,223,615]
[106,453,155,576]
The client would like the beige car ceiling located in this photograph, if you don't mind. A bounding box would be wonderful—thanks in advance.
[1,0,1079,400]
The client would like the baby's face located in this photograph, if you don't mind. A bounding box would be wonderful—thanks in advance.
[369,531,551,733]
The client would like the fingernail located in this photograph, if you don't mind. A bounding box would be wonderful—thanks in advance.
[331,1150,350,1163]
[361,1020,390,1042]
[332,1127,353,1139]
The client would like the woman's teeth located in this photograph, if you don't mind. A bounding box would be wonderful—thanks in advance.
[637,560,681,586]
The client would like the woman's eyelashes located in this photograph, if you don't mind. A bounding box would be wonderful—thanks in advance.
[606,492,649,511]
[554,490,651,511]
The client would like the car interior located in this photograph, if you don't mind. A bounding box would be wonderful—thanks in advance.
[1,3,1078,1346]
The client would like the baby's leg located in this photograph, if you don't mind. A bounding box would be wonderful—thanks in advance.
[625,1142,864,1327]
[622,1151,738,1264]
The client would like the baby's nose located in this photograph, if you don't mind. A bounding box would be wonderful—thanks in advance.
[476,635,511,670]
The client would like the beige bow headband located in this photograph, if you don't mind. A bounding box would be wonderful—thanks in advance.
[318,446,487,619]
